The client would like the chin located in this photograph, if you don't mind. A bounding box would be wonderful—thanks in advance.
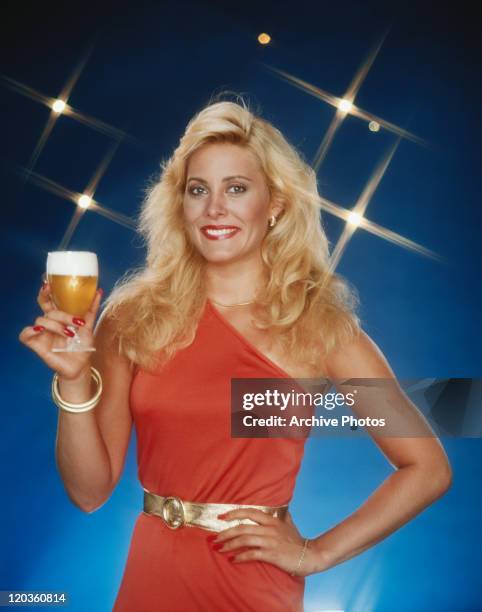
[196,243,247,262]
[202,251,241,263]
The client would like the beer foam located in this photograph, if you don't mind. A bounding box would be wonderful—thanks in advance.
[47,251,98,276]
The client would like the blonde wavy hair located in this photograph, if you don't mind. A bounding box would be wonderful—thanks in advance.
[100,97,361,374]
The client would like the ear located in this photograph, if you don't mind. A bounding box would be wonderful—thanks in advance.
[270,196,284,219]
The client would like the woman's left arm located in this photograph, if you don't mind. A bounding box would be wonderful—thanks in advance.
[212,329,452,576]
[308,329,453,574]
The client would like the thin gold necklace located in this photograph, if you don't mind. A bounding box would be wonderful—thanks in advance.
[209,297,255,307]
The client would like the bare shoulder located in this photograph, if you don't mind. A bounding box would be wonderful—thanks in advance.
[324,328,395,380]
[93,306,120,349]
[93,306,133,369]
[91,305,135,403]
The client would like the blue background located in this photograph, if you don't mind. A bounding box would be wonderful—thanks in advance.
[2,1,481,610]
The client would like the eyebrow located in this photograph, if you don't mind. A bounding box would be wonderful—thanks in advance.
[186,175,253,184]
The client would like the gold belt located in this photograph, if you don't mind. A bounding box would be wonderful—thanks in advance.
[142,489,289,533]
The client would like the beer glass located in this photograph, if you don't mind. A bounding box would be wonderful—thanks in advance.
[46,251,98,352]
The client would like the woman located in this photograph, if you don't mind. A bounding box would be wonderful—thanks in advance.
[19,99,452,611]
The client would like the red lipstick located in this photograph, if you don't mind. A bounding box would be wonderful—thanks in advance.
[200,225,240,241]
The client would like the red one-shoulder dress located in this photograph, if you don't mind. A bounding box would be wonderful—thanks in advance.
[113,300,308,611]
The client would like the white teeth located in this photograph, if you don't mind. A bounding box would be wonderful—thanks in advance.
[204,228,238,236]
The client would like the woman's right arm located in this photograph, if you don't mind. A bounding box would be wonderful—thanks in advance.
[19,281,134,513]
[55,310,134,513]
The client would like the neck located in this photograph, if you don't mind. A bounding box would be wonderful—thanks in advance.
[205,254,265,305]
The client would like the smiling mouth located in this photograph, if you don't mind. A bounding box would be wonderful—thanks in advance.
[201,227,240,241]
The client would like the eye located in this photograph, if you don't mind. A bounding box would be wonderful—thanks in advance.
[228,184,246,194]
[188,185,206,196]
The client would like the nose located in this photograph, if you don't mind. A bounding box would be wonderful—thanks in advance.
[205,190,228,218]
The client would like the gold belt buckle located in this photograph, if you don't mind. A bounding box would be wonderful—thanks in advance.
[161,496,186,529]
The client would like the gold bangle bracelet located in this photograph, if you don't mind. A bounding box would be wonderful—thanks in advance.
[51,367,103,413]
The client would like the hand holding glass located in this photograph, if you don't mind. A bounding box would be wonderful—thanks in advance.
[46,251,98,352]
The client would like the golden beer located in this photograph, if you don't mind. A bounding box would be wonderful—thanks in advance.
[47,274,98,317]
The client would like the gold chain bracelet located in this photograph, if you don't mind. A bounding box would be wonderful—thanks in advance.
[291,538,309,576]
[51,367,103,413]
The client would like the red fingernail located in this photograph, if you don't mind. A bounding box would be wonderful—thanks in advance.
[63,327,75,337]
[206,535,217,542]
[212,543,223,551]
[72,317,85,326]
[217,513,226,519]
[33,325,45,332]
[228,556,236,563]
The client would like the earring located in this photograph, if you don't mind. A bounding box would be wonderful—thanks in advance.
[268,215,277,228]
